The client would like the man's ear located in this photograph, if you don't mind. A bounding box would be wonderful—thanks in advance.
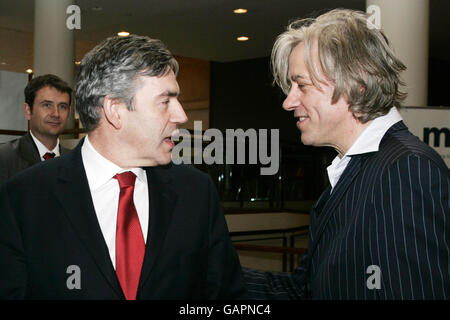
[102,95,124,130]
[22,103,32,120]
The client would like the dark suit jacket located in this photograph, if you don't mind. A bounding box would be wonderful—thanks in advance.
[244,121,450,300]
[0,132,70,185]
[0,140,247,299]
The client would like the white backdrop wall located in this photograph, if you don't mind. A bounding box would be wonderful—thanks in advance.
[0,70,28,143]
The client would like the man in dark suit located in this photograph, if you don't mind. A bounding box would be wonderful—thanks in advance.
[0,35,247,299]
[0,74,72,184]
[243,9,449,299]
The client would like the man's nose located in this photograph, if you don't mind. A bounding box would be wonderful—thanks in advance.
[172,100,188,124]
[282,87,300,111]
[50,105,60,117]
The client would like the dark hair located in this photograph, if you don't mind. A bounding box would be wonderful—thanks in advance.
[75,35,178,132]
[24,74,72,110]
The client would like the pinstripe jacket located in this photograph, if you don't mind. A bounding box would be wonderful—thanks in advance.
[243,121,450,300]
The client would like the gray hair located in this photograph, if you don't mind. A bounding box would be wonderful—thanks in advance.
[271,9,407,123]
[75,35,179,132]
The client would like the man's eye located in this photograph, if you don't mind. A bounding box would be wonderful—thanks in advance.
[298,83,311,92]
[59,104,69,110]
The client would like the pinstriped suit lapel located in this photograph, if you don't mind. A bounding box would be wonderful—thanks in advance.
[307,121,406,257]
[309,155,363,255]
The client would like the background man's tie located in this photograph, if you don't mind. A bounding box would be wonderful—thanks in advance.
[43,152,55,160]
[114,171,145,300]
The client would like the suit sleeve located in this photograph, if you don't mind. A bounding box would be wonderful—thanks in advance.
[0,184,27,299]
[370,154,450,299]
[204,177,248,299]
[242,251,310,300]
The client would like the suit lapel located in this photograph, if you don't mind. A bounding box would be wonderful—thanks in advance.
[308,155,364,256]
[307,121,407,258]
[19,132,41,164]
[54,141,124,298]
[138,165,178,291]
[60,145,70,155]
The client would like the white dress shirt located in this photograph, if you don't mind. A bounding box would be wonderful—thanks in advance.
[29,130,60,160]
[81,136,149,269]
[327,107,403,192]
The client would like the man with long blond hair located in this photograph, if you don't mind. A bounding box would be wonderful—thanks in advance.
[243,9,449,300]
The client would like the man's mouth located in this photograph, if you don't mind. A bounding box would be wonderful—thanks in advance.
[46,121,61,126]
[295,115,309,130]
[164,130,180,148]
[163,137,175,148]
[296,114,309,123]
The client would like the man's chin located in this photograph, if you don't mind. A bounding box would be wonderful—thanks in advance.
[146,154,172,167]
[44,127,65,136]
[300,135,312,146]
[158,158,172,166]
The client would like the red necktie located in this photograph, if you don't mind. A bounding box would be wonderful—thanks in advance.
[114,171,145,300]
[43,152,55,160]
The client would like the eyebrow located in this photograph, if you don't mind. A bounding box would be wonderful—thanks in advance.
[39,100,69,106]
[39,100,54,104]
[290,74,310,82]
[156,90,180,98]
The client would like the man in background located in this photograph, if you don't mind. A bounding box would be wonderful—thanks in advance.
[0,74,71,184]
[243,9,449,299]
[0,35,246,299]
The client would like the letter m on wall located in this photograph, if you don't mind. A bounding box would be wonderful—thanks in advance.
[423,127,450,147]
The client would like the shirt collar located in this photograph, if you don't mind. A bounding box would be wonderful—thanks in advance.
[326,107,403,190]
[29,130,60,159]
[81,135,147,192]
[346,107,403,157]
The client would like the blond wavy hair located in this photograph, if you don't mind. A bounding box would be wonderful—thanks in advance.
[271,9,407,123]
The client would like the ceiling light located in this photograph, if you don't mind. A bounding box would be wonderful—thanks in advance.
[75,61,81,65]
[233,8,248,14]
[237,36,249,41]
[117,31,130,37]
[26,68,33,74]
